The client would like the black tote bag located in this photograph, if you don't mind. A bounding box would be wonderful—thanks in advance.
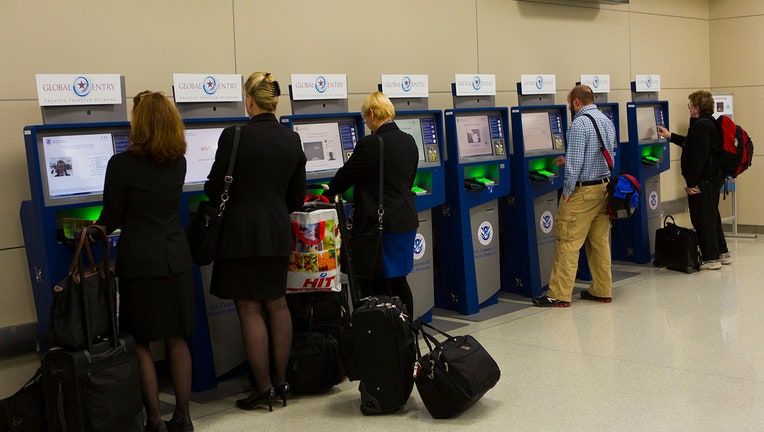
[45,225,115,350]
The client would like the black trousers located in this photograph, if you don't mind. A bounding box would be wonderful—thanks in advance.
[688,176,729,261]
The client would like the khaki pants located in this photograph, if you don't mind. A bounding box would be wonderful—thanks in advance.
[547,183,612,302]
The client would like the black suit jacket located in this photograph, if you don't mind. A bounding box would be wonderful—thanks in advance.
[205,113,307,258]
[97,152,192,278]
[328,121,419,233]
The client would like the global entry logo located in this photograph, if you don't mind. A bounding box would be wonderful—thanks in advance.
[477,221,492,246]
[402,76,412,93]
[536,75,544,90]
[645,75,653,88]
[592,75,600,89]
[315,76,327,93]
[649,191,658,210]
[472,76,482,91]
[73,76,91,97]
[204,76,217,95]
[413,233,425,260]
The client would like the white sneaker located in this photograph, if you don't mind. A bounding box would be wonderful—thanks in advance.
[700,260,722,270]
[719,252,732,265]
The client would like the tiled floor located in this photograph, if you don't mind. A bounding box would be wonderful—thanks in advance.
[168,233,764,431]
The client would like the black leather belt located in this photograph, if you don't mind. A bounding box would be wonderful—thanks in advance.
[577,177,610,187]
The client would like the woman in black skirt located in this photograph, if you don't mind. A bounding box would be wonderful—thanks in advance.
[96,91,196,432]
[205,72,306,411]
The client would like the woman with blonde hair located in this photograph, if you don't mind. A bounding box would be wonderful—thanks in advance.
[326,91,419,315]
[96,91,196,432]
[205,72,306,411]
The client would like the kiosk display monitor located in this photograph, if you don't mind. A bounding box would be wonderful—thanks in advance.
[38,131,116,206]
[636,105,666,144]
[395,114,440,168]
[521,110,565,156]
[292,118,359,177]
[455,112,506,163]
[183,127,224,189]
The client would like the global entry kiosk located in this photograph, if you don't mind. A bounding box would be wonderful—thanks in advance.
[21,72,671,391]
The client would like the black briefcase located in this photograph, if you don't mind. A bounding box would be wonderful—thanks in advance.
[653,215,702,274]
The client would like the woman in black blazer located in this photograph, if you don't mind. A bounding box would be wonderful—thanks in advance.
[327,91,419,315]
[205,72,306,411]
[96,91,195,432]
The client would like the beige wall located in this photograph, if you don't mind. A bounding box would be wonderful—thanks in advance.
[3,0,748,395]
[709,1,764,226]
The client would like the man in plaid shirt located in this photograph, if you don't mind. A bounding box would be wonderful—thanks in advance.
[533,85,616,307]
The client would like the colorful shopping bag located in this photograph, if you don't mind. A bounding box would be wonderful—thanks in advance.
[287,208,341,293]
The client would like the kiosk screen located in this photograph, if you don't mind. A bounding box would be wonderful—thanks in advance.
[455,113,504,163]
[396,118,426,162]
[184,127,223,188]
[293,120,358,175]
[40,132,115,204]
[395,115,439,167]
[636,105,662,144]
[521,110,565,156]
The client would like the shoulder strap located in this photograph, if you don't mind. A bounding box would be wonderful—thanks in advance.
[218,126,241,215]
[376,135,384,230]
[583,113,614,173]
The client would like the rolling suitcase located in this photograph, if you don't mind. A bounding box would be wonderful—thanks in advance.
[43,231,143,432]
[653,215,703,273]
[351,295,416,415]
[43,336,144,432]
[331,193,416,413]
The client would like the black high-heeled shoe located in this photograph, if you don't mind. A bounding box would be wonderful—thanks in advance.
[274,382,291,407]
[236,387,275,411]
[164,416,194,432]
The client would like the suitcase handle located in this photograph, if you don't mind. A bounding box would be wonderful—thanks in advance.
[663,215,676,226]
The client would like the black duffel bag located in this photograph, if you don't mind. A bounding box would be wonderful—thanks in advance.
[0,367,46,432]
[286,330,344,394]
[414,322,501,419]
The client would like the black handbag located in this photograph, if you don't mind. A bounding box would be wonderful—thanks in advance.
[349,136,385,279]
[414,322,501,419]
[45,225,115,350]
[187,126,240,265]
[0,367,46,432]
[653,215,702,273]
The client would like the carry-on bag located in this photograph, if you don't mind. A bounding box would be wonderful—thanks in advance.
[351,295,416,415]
[0,367,46,432]
[43,225,143,432]
[44,337,144,432]
[285,198,353,394]
[285,330,344,394]
[413,322,501,419]
[45,226,115,350]
[653,215,702,274]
